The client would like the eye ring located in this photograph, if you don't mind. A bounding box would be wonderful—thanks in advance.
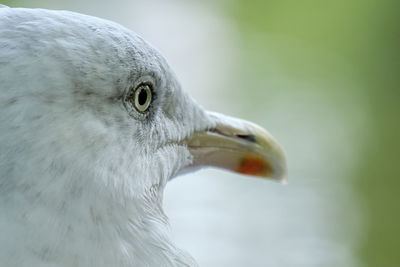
[127,83,152,113]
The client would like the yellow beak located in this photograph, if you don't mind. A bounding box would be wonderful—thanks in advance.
[184,112,287,182]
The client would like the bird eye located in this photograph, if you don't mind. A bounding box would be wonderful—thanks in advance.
[127,84,152,113]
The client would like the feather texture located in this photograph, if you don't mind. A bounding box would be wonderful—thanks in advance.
[0,8,214,266]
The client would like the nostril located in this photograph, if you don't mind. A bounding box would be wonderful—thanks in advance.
[236,134,257,143]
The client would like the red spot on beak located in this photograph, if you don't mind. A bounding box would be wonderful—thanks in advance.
[237,156,272,177]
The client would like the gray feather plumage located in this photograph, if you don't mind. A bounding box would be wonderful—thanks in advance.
[0,8,213,266]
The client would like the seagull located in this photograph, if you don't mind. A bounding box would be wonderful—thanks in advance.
[0,7,287,267]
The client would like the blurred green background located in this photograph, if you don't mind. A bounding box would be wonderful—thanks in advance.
[2,0,399,266]
[226,1,400,266]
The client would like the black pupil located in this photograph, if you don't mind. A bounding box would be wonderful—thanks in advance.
[138,88,148,106]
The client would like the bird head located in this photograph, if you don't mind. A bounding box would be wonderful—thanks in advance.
[0,7,286,266]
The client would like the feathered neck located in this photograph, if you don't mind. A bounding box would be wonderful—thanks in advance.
[0,178,196,266]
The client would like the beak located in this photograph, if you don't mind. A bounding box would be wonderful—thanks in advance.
[183,112,287,182]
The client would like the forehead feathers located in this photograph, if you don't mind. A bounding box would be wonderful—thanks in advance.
[0,8,173,100]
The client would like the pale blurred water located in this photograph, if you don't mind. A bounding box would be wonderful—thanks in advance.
[6,0,366,266]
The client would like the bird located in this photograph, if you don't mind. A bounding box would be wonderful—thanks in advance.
[0,6,287,267]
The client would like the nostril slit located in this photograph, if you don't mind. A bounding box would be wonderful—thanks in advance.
[236,134,256,143]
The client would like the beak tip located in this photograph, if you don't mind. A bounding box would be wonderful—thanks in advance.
[279,174,288,185]
[269,155,287,184]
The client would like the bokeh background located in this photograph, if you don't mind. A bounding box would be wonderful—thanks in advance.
[2,0,399,266]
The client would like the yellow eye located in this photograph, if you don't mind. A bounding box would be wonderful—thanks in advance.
[128,84,152,113]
